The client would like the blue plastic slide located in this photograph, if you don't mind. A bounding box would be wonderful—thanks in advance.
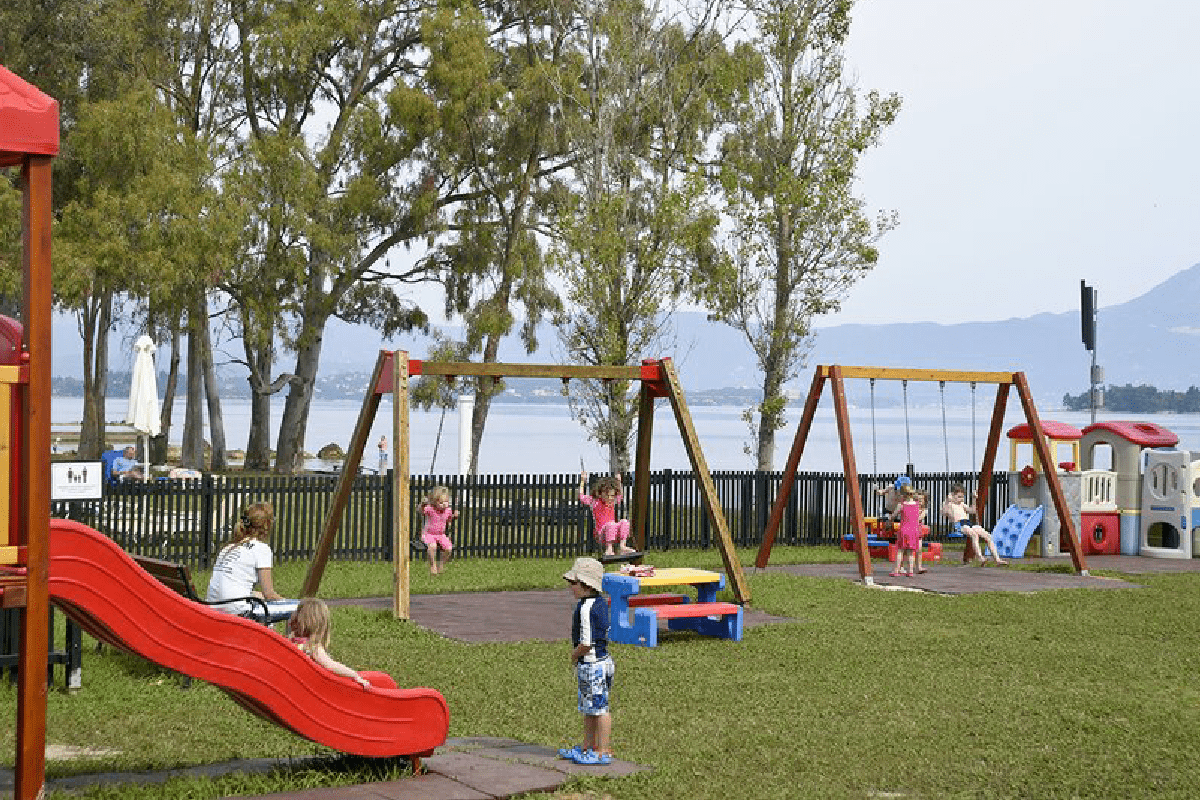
[990,504,1044,559]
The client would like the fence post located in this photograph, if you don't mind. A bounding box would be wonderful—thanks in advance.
[382,469,393,562]
[200,474,215,568]
[660,468,672,551]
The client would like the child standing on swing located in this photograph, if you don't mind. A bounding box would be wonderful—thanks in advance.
[420,485,458,575]
[579,471,635,557]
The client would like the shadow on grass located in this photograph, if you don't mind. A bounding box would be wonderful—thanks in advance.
[31,752,417,799]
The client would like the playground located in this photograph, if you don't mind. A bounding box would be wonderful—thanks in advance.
[7,68,1200,799]
[5,548,1200,798]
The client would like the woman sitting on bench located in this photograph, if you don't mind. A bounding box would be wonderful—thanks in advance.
[205,501,299,623]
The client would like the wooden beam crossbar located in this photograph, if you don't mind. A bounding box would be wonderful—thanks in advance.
[410,360,647,381]
[815,366,1016,384]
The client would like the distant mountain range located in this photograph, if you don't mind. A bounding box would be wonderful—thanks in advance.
[51,262,1200,408]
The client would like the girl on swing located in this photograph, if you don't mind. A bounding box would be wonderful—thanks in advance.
[420,485,458,575]
[579,471,636,557]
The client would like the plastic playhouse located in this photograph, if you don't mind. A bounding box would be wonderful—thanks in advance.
[1003,418,1195,560]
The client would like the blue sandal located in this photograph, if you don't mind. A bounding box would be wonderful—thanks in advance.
[557,745,585,760]
[572,749,613,765]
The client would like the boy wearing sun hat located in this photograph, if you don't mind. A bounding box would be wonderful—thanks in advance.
[558,557,615,766]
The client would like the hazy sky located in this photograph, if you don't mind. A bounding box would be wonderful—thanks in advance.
[821,0,1200,327]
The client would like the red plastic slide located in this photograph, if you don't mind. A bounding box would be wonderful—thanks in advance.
[47,518,449,758]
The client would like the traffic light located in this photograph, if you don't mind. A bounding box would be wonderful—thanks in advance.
[1080,280,1096,351]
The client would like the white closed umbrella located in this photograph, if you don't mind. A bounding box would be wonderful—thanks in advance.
[126,334,161,476]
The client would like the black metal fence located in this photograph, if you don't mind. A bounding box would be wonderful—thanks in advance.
[52,470,1011,569]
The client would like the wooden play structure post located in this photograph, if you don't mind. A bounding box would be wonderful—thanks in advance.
[754,366,1089,581]
[2,65,59,800]
[302,353,750,614]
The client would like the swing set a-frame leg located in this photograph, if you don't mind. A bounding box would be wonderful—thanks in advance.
[657,359,750,604]
[756,369,827,570]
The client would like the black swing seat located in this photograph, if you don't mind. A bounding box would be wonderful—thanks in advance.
[599,551,644,565]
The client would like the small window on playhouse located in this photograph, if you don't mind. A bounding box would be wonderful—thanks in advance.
[1088,443,1114,471]
[1146,521,1181,550]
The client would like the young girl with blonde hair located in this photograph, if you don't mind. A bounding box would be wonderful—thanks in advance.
[288,598,395,689]
[420,485,458,575]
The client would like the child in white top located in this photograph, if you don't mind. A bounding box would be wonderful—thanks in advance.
[205,502,298,622]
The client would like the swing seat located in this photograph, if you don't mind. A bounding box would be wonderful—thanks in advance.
[599,551,644,565]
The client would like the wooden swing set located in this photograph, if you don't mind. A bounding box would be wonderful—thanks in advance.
[754,365,1090,581]
[301,352,751,614]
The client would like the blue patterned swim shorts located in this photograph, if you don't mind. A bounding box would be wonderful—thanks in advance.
[576,656,614,715]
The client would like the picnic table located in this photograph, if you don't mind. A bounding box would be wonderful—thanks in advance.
[602,567,742,648]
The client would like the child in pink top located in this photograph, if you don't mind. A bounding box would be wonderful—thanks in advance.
[421,485,458,575]
[890,485,923,577]
[579,471,635,557]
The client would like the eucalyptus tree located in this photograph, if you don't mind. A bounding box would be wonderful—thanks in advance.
[144,0,246,470]
[706,0,899,469]
[549,0,731,472]
[0,0,165,457]
[55,86,214,459]
[226,0,437,473]
[421,0,570,473]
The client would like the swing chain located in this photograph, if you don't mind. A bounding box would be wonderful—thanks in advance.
[970,381,978,474]
[939,381,950,473]
[869,378,878,475]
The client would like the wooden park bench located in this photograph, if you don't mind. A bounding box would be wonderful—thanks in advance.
[131,555,270,622]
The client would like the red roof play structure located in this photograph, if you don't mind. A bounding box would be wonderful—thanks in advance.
[1081,420,1179,448]
[1006,420,1085,441]
[2,62,58,800]
[0,65,59,166]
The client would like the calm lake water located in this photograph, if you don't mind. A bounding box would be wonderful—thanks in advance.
[51,396,1200,475]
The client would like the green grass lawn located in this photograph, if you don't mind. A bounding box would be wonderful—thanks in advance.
[5,546,1200,799]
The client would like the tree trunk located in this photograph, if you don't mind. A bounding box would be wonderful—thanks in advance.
[241,307,277,470]
[77,294,111,460]
[467,329,506,475]
[182,308,206,468]
[605,381,634,474]
[275,321,325,474]
[197,311,227,470]
[152,324,182,464]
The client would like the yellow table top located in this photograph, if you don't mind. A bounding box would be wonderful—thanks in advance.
[627,567,722,587]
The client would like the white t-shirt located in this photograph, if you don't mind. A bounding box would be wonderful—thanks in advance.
[205,539,273,615]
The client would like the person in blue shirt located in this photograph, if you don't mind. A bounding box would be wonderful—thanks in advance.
[111,446,141,480]
[558,557,614,766]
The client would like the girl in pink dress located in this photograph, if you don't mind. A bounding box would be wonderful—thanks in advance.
[890,485,923,577]
[421,486,458,575]
[579,472,635,557]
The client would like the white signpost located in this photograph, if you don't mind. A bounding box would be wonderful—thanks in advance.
[50,462,102,501]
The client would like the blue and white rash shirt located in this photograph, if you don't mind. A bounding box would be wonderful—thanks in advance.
[571,596,609,662]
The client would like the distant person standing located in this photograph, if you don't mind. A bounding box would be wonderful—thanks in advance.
[377,435,389,475]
